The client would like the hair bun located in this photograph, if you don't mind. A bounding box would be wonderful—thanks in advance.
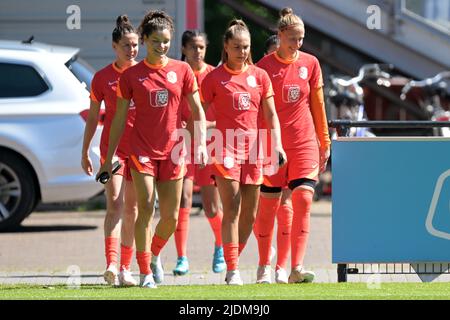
[228,19,247,29]
[116,15,131,27]
[280,7,293,17]
[148,10,168,20]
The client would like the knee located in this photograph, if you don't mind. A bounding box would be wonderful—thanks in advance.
[107,197,123,216]
[180,194,192,209]
[136,198,155,218]
[225,205,240,220]
[241,212,256,225]
[222,210,239,224]
[203,200,219,217]
[292,186,314,201]
[280,196,292,207]
[124,202,138,218]
[161,215,178,229]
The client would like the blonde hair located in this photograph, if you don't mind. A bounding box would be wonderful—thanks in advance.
[221,19,253,65]
[278,7,304,32]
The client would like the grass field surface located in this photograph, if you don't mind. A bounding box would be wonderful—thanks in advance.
[1,283,450,300]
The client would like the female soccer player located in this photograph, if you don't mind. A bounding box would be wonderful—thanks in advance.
[255,7,331,284]
[172,30,226,276]
[81,15,138,287]
[201,19,286,285]
[253,33,294,284]
[97,10,207,288]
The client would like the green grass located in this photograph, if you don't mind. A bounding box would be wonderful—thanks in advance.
[1,283,450,300]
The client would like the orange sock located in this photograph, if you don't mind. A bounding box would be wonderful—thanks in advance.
[253,196,280,265]
[207,211,223,246]
[136,251,151,275]
[238,242,246,256]
[105,237,119,267]
[291,189,313,267]
[120,244,134,272]
[276,204,293,270]
[174,207,190,257]
[223,242,239,271]
[151,234,168,257]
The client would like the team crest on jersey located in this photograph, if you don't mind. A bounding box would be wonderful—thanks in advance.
[233,92,251,110]
[282,85,300,103]
[246,75,257,88]
[150,89,169,107]
[167,71,177,84]
[299,67,308,80]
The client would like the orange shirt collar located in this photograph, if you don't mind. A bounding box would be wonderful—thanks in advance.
[112,62,124,74]
[144,57,169,70]
[112,61,136,73]
[274,51,299,64]
[223,63,249,75]
[193,63,208,76]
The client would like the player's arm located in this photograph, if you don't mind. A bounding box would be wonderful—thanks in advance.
[81,100,101,176]
[310,86,330,172]
[262,95,287,166]
[186,91,208,166]
[96,97,129,179]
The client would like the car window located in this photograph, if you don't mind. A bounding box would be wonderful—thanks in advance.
[65,56,95,91]
[0,63,49,98]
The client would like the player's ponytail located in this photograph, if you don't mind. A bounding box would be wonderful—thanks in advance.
[112,14,137,43]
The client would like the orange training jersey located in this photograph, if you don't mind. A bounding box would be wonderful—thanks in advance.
[256,51,324,150]
[90,63,135,159]
[201,63,273,160]
[117,59,198,160]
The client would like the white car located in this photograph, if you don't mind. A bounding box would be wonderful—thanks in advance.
[0,39,103,230]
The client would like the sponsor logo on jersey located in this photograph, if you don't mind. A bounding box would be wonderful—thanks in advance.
[150,89,169,107]
[233,92,251,110]
[272,72,283,78]
[282,85,300,103]
[129,99,136,109]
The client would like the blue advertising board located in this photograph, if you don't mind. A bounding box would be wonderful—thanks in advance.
[332,137,450,263]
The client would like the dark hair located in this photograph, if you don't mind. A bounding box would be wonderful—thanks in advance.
[264,35,279,54]
[138,10,174,44]
[112,15,137,43]
[221,19,253,65]
[180,30,208,61]
[278,7,304,32]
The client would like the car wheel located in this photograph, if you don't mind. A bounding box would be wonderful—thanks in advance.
[0,152,37,231]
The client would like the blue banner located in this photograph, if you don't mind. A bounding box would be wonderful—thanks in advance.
[332,137,450,263]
